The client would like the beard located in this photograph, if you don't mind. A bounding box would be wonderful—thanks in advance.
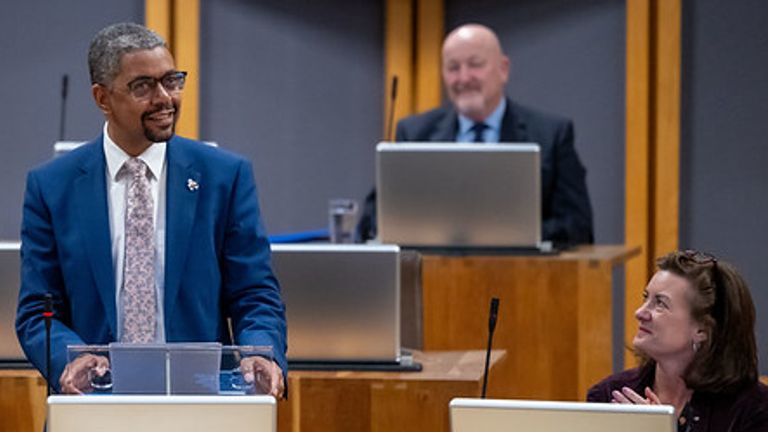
[141,101,180,143]
[451,89,486,120]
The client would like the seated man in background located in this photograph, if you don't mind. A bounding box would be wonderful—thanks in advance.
[16,23,287,397]
[357,23,593,245]
[588,250,768,430]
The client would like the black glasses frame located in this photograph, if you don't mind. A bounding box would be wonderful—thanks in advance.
[124,71,188,100]
[681,249,725,323]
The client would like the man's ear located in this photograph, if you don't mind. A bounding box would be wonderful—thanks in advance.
[92,84,111,116]
[499,55,511,84]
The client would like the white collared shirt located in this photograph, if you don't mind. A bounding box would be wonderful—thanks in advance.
[102,122,167,342]
[456,98,507,143]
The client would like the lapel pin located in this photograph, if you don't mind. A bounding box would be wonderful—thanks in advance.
[187,178,199,191]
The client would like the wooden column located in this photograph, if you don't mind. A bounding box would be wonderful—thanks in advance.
[624,0,681,367]
[145,0,200,139]
[384,0,444,139]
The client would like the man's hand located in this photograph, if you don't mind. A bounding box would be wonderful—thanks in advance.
[59,353,110,394]
[240,356,284,399]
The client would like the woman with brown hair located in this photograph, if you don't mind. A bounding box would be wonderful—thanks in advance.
[587,250,768,431]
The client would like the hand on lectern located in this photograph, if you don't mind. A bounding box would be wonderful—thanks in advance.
[60,353,110,394]
[240,355,284,399]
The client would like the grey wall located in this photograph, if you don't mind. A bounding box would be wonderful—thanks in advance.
[0,1,144,239]
[447,0,626,245]
[681,0,768,374]
[199,0,383,235]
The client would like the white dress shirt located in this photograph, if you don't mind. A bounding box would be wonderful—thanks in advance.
[102,122,167,342]
[456,98,507,143]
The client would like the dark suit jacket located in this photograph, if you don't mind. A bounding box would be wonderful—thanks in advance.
[16,135,287,391]
[587,364,768,431]
[357,99,594,245]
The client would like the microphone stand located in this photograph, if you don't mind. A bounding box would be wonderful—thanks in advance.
[59,75,68,141]
[481,297,499,398]
[386,75,398,141]
[44,293,54,396]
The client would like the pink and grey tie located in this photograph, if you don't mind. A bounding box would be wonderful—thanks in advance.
[120,157,157,343]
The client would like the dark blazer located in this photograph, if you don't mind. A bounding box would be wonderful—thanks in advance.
[587,364,768,431]
[16,135,287,391]
[357,99,594,245]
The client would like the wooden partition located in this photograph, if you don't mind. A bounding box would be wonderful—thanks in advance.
[0,369,46,432]
[277,350,504,432]
[1,350,503,432]
[421,245,639,400]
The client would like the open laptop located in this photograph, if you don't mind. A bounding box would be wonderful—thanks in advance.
[270,244,403,367]
[0,241,25,364]
[450,398,676,432]
[376,142,543,250]
[47,395,275,432]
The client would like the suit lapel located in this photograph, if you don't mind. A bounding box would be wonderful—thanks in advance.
[432,107,459,141]
[164,137,200,320]
[75,138,118,336]
[500,99,528,142]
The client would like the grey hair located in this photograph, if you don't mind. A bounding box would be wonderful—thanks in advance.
[88,22,166,85]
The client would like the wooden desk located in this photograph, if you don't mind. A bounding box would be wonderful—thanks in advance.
[0,368,46,432]
[278,350,505,432]
[421,245,639,401]
[1,350,503,432]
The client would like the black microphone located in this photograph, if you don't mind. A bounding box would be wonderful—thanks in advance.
[385,75,398,142]
[59,74,69,141]
[43,293,54,396]
[481,297,500,398]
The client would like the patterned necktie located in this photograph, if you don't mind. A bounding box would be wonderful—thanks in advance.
[471,122,488,143]
[120,157,157,343]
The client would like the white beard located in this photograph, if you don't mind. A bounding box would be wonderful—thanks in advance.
[453,91,486,119]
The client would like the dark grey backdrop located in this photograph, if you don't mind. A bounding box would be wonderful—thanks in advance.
[199,0,384,234]
[681,0,768,374]
[0,0,143,238]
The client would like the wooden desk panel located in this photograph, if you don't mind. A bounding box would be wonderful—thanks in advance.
[0,369,46,432]
[278,350,505,432]
[421,245,639,401]
[2,351,503,432]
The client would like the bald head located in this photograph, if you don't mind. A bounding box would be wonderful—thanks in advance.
[442,24,509,122]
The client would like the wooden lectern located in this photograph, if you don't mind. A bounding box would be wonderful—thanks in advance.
[420,245,639,400]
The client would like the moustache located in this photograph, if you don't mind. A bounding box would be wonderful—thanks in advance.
[141,104,177,121]
[452,84,482,93]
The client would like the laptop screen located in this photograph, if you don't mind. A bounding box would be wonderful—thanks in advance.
[0,241,24,362]
[450,398,676,432]
[271,244,400,363]
[376,142,541,248]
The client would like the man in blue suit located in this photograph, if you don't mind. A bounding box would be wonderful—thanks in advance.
[16,23,287,397]
[358,24,593,245]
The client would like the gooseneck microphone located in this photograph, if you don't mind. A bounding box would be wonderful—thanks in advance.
[481,297,500,398]
[59,74,69,141]
[385,75,398,142]
[43,293,54,396]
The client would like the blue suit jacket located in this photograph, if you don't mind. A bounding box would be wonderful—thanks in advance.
[357,99,594,245]
[16,135,287,391]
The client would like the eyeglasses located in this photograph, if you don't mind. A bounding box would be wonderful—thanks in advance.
[124,71,188,100]
[681,249,725,323]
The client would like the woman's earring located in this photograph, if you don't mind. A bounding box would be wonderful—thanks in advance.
[692,341,700,352]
